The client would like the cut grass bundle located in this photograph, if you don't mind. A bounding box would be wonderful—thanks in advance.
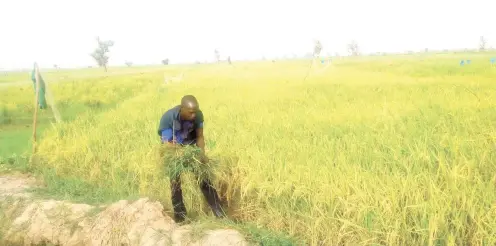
[161,144,216,184]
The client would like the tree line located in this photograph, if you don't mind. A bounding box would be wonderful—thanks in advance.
[88,36,490,71]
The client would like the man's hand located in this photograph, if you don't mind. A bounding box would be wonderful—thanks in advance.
[200,152,209,164]
[162,142,183,155]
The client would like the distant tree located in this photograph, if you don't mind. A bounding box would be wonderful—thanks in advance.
[347,40,359,56]
[125,61,133,67]
[313,40,323,57]
[479,36,487,51]
[90,37,114,72]
[162,59,169,65]
[53,64,58,69]
[227,56,232,64]
[214,49,220,63]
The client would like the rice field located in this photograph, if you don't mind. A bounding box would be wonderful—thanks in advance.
[1,53,496,245]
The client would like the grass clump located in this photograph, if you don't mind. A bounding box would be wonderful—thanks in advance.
[161,144,215,183]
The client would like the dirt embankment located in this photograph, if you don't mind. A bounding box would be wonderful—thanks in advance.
[0,174,250,246]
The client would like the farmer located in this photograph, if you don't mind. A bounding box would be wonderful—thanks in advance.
[157,95,226,222]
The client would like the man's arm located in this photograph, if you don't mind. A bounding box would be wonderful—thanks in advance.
[196,128,206,153]
[196,127,208,163]
[161,129,177,144]
[194,110,207,162]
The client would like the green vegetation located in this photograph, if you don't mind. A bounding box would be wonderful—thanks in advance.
[1,53,495,245]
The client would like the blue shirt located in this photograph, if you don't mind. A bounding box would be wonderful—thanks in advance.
[157,105,204,145]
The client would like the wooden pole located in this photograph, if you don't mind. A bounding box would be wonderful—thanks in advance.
[31,63,41,160]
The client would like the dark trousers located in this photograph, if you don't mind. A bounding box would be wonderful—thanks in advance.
[170,171,226,222]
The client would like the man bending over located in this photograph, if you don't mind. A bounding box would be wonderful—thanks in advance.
[158,95,225,222]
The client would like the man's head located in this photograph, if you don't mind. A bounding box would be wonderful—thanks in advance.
[179,95,199,121]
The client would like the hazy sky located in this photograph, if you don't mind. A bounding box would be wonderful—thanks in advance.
[1,0,494,69]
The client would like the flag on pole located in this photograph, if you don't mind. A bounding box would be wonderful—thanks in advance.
[31,64,47,109]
